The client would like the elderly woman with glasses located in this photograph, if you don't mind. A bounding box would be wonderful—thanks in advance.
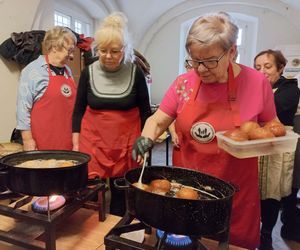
[132,12,277,249]
[72,12,151,216]
[16,26,77,151]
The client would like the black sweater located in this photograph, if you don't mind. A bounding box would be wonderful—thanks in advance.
[273,76,300,126]
[72,63,151,132]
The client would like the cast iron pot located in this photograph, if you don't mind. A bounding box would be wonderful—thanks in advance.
[0,150,90,196]
[0,165,8,192]
[115,166,236,237]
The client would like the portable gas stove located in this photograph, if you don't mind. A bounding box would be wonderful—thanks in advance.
[0,179,107,250]
[104,212,230,250]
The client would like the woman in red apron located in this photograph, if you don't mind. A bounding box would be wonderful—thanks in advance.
[133,12,276,249]
[16,27,77,151]
[72,12,151,216]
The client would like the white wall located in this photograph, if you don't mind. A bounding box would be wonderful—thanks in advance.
[2,0,300,141]
[141,1,300,104]
[0,0,43,142]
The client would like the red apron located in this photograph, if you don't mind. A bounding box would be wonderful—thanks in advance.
[31,56,76,150]
[175,64,260,249]
[172,121,183,166]
[79,107,140,178]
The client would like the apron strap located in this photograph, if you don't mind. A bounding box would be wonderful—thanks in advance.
[189,63,240,126]
[227,63,241,127]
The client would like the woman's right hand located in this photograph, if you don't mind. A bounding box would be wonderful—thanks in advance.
[21,130,37,151]
[72,133,80,151]
[22,138,37,151]
[73,145,79,151]
[132,136,154,163]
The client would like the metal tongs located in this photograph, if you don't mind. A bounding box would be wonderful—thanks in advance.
[171,182,221,199]
[181,184,220,199]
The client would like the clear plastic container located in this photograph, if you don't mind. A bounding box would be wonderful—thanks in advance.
[215,130,300,159]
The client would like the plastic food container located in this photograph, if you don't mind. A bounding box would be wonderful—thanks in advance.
[215,130,300,159]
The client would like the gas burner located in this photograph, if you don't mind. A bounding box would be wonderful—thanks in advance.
[156,229,193,249]
[0,182,106,250]
[32,195,66,213]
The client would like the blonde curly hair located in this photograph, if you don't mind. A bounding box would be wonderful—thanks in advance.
[94,12,134,62]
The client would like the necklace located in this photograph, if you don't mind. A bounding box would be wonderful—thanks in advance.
[49,64,65,75]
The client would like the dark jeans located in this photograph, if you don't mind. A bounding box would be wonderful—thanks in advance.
[261,199,280,232]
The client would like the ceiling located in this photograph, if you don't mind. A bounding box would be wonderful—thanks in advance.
[80,0,300,21]
[61,0,300,48]
[77,0,185,37]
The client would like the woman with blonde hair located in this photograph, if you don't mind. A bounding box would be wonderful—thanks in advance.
[72,12,151,216]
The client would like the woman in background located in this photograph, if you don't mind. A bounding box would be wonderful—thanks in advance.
[254,49,300,249]
[16,26,77,151]
[72,12,151,216]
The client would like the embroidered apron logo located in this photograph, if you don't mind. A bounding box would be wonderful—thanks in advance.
[190,122,215,143]
[61,84,72,97]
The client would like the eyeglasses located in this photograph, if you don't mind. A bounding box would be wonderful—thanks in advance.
[62,44,75,55]
[98,47,124,57]
[185,51,227,69]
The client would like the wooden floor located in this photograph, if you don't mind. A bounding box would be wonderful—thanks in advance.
[151,139,300,250]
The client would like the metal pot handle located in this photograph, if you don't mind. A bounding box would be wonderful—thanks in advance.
[114,177,130,190]
[0,167,9,188]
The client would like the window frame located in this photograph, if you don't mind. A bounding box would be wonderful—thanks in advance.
[54,11,71,28]
[54,10,92,37]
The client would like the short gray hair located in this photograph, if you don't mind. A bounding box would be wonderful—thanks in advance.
[42,26,77,53]
[186,12,238,52]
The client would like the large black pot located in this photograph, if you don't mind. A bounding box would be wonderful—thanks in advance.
[0,150,90,196]
[116,166,236,237]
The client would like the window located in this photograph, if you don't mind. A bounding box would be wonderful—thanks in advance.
[235,28,243,63]
[54,11,92,36]
[74,19,91,36]
[74,20,82,34]
[228,12,258,66]
[54,11,71,28]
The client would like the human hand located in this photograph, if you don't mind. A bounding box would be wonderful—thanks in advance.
[170,132,180,148]
[22,138,37,151]
[132,136,154,162]
[72,133,79,151]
